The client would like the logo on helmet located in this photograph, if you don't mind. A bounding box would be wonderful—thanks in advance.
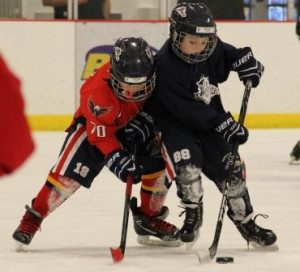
[145,46,153,63]
[175,6,187,18]
[114,46,123,62]
[196,26,216,34]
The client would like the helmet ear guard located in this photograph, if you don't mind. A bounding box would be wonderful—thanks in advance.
[169,3,218,63]
[110,37,156,101]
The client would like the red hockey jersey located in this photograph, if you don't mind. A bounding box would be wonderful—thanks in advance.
[73,62,144,156]
[0,55,35,177]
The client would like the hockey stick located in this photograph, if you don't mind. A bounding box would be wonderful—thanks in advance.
[110,141,137,263]
[198,80,252,263]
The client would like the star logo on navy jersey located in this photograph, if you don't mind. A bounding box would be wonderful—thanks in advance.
[194,75,220,105]
[88,96,112,117]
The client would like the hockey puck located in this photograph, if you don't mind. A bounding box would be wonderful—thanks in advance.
[216,257,234,264]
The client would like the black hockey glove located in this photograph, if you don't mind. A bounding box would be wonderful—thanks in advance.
[124,111,155,144]
[233,48,264,88]
[105,149,142,183]
[296,20,300,40]
[215,112,249,145]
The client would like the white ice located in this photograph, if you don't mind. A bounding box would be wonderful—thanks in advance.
[1,129,300,272]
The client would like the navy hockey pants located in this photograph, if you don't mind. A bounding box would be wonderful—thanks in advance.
[160,122,253,222]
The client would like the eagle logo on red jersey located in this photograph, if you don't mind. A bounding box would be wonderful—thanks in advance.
[88,96,112,117]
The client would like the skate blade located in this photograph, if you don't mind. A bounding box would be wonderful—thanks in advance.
[289,160,300,165]
[184,230,200,252]
[137,235,183,247]
[250,241,279,251]
[289,156,300,165]
[15,241,26,252]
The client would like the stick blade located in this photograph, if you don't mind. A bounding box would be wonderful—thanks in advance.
[197,248,212,264]
[110,247,124,263]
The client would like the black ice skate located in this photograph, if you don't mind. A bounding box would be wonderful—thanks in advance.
[12,205,42,249]
[179,201,203,251]
[235,214,278,250]
[130,197,182,247]
[290,141,300,164]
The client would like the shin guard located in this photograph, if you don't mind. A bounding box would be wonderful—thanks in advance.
[32,173,81,218]
[140,170,169,217]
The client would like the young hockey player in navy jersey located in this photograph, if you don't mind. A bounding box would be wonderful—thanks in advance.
[144,2,277,248]
[12,37,180,248]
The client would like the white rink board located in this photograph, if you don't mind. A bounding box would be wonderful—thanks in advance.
[0,21,75,115]
[0,21,299,115]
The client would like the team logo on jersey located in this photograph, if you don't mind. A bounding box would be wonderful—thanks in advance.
[88,96,112,117]
[194,75,220,105]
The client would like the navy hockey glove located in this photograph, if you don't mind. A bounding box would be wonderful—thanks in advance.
[124,111,155,143]
[105,149,142,183]
[233,48,264,88]
[215,112,249,145]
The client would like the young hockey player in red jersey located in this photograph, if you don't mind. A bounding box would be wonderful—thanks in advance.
[0,54,34,177]
[144,3,277,249]
[12,37,180,248]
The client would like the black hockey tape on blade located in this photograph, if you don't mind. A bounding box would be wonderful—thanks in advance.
[216,257,234,264]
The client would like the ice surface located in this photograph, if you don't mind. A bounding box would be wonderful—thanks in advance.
[1,129,300,272]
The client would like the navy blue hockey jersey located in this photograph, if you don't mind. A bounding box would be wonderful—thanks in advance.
[145,38,251,133]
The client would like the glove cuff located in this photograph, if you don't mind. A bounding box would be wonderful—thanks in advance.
[214,112,234,133]
[232,48,253,71]
[105,149,127,166]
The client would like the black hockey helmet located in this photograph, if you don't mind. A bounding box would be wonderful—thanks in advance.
[169,2,217,63]
[110,37,156,101]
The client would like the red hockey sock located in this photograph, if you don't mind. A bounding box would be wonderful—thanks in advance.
[32,173,80,218]
[140,170,168,217]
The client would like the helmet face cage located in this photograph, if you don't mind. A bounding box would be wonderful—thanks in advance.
[170,3,217,63]
[110,72,156,102]
[172,31,217,63]
[110,37,156,102]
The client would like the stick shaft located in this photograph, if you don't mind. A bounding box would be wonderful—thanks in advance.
[110,141,138,262]
[119,175,133,253]
[208,81,252,259]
